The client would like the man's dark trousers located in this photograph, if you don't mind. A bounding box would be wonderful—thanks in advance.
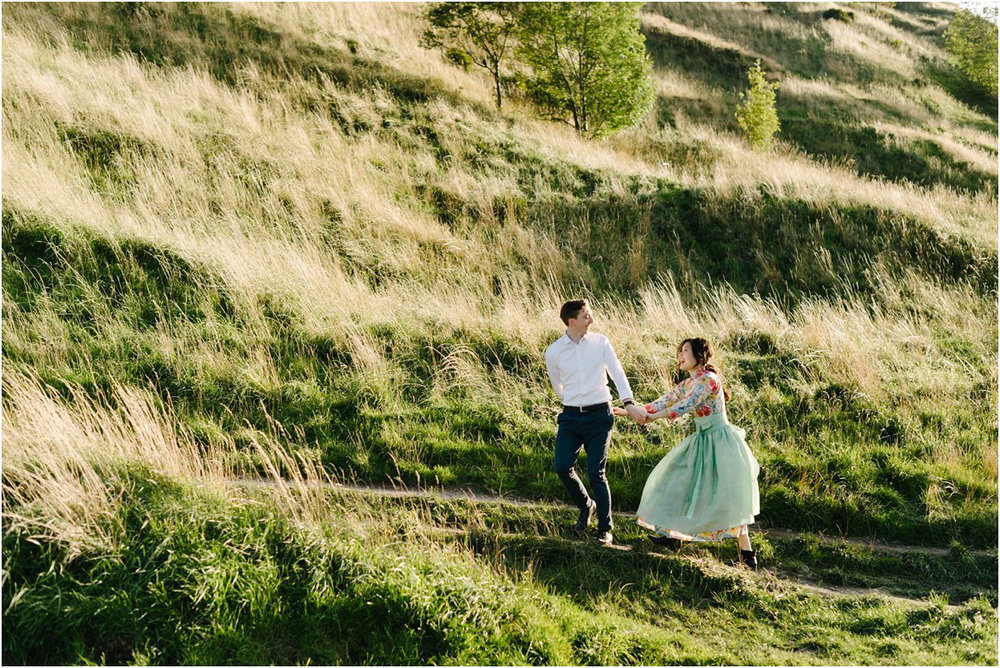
[554,404,614,532]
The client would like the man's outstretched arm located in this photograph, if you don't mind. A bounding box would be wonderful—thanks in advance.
[603,339,648,424]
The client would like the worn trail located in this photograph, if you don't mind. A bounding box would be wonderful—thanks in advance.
[232,477,996,610]
[231,476,994,558]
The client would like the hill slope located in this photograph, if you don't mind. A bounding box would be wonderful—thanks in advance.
[3,2,997,664]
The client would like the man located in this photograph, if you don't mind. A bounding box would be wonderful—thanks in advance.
[544,299,647,546]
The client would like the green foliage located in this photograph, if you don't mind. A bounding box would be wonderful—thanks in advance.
[823,8,856,23]
[4,478,997,664]
[735,59,781,150]
[517,2,655,136]
[421,2,522,109]
[444,46,473,70]
[944,8,999,96]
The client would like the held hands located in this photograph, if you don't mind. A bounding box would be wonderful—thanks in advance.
[613,404,651,425]
[626,403,651,425]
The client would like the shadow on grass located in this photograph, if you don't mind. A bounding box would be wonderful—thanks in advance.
[770,534,998,605]
[2,208,240,326]
[4,3,473,112]
[778,117,998,194]
[922,59,999,121]
[459,529,772,621]
[515,185,997,304]
[642,6,910,88]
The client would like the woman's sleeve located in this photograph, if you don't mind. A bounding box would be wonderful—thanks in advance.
[644,380,686,414]
[655,374,714,421]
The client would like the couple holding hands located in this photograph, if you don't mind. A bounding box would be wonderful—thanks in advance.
[544,299,760,569]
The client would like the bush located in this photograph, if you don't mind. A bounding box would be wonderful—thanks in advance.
[735,59,781,150]
[822,8,855,23]
[517,2,655,136]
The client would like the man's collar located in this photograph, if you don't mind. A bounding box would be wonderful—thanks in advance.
[564,330,590,344]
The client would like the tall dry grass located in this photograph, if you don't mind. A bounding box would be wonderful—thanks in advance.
[2,370,230,555]
[231,2,500,108]
[2,4,995,454]
[1,365,357,558]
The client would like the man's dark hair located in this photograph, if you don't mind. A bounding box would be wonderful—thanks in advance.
[560,299,588,325]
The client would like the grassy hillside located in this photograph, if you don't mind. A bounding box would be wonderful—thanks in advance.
[3,372,996,665]
[3,2,997,664]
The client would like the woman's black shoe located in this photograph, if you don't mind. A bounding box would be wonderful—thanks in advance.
[726,549,758,571]
[648,534,682,551]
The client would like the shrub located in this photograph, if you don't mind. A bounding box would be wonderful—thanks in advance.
[822,8,855,23]
[735,59,781,150]
[517,2,655,137]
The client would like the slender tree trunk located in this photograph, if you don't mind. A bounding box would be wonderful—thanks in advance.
[494,64,502,109]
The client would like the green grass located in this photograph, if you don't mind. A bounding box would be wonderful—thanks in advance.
[3,205,995,550]
[4,474,996,665]
[778,117,999,193]
[2,1,996,664]
[2,472,554,665]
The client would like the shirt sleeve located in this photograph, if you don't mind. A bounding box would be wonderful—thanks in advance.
[603,338,633,401]
[544,346,564,401]
[657,373,714,421]
[644,380,686,414]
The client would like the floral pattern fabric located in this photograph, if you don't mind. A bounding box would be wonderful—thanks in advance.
[636,518,746,543]
[635,367,757,543]
[644,366,726,421]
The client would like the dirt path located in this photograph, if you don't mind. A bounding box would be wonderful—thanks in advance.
[232,477,994,559]
[232,477,996,610]
[420,525,965,611]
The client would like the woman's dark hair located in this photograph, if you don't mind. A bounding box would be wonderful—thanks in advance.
[678,337,731,402]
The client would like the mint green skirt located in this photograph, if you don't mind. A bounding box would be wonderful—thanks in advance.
[636,413,759,542]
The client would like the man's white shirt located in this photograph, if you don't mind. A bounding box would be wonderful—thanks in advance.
[544,331,633,407]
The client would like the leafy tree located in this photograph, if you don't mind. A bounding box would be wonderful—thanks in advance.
[421,3,522,109]
[943,7,998,96]
[735,59,781,150]
[516,2,654,137]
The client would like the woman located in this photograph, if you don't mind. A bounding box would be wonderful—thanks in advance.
[615,338,760,569]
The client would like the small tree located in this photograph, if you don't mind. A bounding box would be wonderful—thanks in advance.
[943,7,998,96]
[421,3,522,109]
[517,2,655,137]
[735,60,781,150]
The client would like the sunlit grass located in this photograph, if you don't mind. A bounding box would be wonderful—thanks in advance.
[3,371,996,663]
[1,2,996,662]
